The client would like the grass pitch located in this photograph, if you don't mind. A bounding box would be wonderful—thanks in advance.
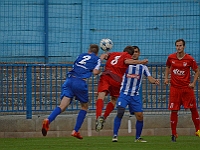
[0,136,200,150]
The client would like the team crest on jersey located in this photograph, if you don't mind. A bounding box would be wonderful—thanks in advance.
[126,74,140,79]
[183,62,187,67]
[172,61,175,64]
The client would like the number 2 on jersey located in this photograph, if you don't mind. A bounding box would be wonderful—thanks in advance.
[79,55,91,65]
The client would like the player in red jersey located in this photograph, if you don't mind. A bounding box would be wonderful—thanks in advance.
[95,46,148,132]
[164,39,200,142]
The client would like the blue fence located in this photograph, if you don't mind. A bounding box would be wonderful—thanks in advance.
[0,64,199,119]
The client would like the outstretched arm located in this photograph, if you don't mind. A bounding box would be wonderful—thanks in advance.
[147,76,160,85]
[100,53,109,60]
[124,59,148,65]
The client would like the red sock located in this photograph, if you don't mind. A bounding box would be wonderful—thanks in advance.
[170,111,178,135]
[103,102,114,119]
[96,99,104,119]
[190,108,200,131]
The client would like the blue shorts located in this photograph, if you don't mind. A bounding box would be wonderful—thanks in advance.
[60,77,88,103]
[116,93,143,113]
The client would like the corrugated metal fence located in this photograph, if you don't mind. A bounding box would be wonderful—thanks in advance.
[0,64,199,119]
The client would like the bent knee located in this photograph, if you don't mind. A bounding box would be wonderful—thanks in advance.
[117,106,125,118]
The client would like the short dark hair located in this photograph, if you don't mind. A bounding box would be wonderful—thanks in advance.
[123,46,134,55]
[175,39,185,46]
[132,46,140,52]
[89,44,99,54]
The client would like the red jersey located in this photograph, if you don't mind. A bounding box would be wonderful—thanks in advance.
[166,53,198,88]
[103,52,132,83]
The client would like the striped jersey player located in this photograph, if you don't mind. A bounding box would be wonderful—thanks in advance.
[120,64,151,96]
[112,46,159,143]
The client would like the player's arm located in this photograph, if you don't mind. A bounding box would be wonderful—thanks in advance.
[93,69,100,75]
[164,66,170,85]
[124,59,148,65]
[100,53,109,60]
[93,59,101,75]
[189,68,199,88]
[147,76,160,85]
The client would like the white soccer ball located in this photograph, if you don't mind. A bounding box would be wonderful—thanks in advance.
[100,38,113,51]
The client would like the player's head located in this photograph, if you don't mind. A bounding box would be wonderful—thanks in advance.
[175,39,185,53]
[88,44,99,55]
[175,39,185,46]
[123,46,134,55]
[132,46,140,60]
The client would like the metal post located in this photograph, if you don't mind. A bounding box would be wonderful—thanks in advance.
[26,65,32,119]
[44,0,49,63]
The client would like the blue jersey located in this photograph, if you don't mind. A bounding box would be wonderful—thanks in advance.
[61,52,101,102]
[68,53,101,78]
[120,64,151,96]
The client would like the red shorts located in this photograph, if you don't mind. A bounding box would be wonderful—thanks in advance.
[168,86,197,110]
[97,74,121,97]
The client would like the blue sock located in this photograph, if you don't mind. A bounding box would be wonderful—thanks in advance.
[74,110,87,132]
[48,107,61,123]
[135,120,143,139]
[113,116,122,136]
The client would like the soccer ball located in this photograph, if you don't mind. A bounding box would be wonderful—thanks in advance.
[100,38,113,51]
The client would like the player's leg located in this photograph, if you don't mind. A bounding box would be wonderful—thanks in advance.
[42,96,71,136]
[190,108,200,136]
[130,95,146,142]
[71,78,88,139]
[95,75,109,120]
[71,102,88,139]
[170,110,178,139]
[98,96,116,131]
[96,92,106,119]
[103,81,120,120]
[134,112,146,142]
[42,78,73,136]
[103,96,117,119]
[97,82,119,132]
[112,94,128,142]
[182,87,200,137]
[113,106,125,142]
[168,86,180,142]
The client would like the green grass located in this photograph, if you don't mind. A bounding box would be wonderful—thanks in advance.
[0,136,200,150]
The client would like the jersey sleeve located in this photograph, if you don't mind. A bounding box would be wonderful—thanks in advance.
[94,58,101,70]
[143,65,151,77]
[191,58,198,71]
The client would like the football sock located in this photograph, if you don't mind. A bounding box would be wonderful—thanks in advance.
[96,99,104,119]
[190,108,200,131]
[48,107,61,123]
[113,116,122,136]
[74,109,87,132]
[135,120,143,139]
[103,102,115,119]
[170,111,178,135]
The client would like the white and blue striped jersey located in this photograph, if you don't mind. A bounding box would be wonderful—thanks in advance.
[120,64,151,96]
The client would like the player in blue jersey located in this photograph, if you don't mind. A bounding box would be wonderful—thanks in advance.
[42,44,106,139]
[112,46,160,142]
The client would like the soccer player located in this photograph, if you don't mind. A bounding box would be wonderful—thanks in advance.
[42,44,106,139]
[95,45,148,132]
[164,39,200,142]
[112,46,159,142]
